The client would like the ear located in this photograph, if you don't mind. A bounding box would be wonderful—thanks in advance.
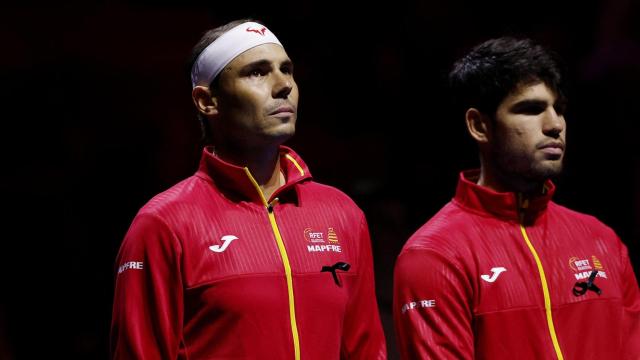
[192,86,219,116]
[465,108,491,144]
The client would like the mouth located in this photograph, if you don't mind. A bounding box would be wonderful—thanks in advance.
[538,141,565,157]
[269,105,296,117]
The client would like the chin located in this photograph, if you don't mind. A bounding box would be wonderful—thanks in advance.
[267,128,295,145]
[274,123,296,137]
[530,162,563,180]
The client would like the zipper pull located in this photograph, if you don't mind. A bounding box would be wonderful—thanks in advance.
[267,197,280,212]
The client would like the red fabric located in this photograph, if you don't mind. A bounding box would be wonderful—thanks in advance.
[111,146,386,359]
[393,170,640,359]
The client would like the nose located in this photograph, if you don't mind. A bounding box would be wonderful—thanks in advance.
[272,70,294,99]
[542,107,565,138]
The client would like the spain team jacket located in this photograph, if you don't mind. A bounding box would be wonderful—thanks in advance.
[393,170,640,359]
[111,146,387,360]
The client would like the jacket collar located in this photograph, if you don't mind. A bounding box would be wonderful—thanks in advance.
[453,169,555,223]
[195,145,312,205]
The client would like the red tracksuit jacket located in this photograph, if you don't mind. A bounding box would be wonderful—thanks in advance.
[111,146,386,360]
[393,170,640,359]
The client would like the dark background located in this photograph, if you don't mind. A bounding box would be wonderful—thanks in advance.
[2,0,638,358]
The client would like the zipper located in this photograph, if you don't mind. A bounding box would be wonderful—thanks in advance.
[517,196,564,360]
[244,168,301,360]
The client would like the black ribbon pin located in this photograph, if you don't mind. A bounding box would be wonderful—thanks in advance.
[321,262,351,286]
[572,269,602,296]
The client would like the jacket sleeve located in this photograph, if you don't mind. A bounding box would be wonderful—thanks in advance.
[393,247,474,360]
[110,213,184,360]
[619,241,640,360]
[340,216,387,359]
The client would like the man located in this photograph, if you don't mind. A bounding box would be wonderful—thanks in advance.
[393,37,640,359]
[111,19,386,360]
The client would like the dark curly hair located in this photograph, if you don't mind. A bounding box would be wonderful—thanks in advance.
[449,37,566,118]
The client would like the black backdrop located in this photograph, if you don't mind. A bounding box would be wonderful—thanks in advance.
[2,0,639,358]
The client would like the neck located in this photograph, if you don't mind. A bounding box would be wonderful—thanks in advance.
[477,158,544,196]
[213,144,284,201]
[255,156,285,201]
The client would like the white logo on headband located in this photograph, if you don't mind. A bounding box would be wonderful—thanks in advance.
[191,22,282,88]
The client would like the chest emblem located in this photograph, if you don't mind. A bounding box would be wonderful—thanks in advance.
[481,267,507,283]
[209,235,238,253]
[305,227,342,252]
[569,255,607,281]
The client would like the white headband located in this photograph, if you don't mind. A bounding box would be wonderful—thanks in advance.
[191,22,282,88]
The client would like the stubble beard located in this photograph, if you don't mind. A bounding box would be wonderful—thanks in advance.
[492,148,564,194]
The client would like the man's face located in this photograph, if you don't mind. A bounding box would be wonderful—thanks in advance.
[214,43,298,148]
[488,82,566,186]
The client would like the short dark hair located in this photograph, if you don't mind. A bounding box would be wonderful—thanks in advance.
[448,37,566,117]
[186,18,258,144]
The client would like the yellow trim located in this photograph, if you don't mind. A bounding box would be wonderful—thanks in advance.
[244,168,301,360]
[243,167,269,204]
[267,211,301,360]
[519,225,564,360]
[285,154,305,176]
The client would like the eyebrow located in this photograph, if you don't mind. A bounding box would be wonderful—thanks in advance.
[509,99,549,113]
[238,58,293,73]
[238,59,272,72]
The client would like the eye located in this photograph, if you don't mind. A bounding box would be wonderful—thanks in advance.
[519,104,546,115]
[510,100,548,115]
[281,63,294,75]
[554,101,567,116]
[249,69,267,77]
[516,105,544,115]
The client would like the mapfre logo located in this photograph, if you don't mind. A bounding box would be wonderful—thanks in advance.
[306,227,341,252]
[401,299,436,314]
[569,255,607,280]
[118,261,143,274]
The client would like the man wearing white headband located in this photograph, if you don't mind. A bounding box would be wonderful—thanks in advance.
[111,19,387,360]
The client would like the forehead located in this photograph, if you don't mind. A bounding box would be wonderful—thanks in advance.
[225,43,290,70]
[503,82,558,105]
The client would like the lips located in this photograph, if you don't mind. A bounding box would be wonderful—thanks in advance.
[539,141,565,156]
[539,141,564,150]
[269,105,295,116]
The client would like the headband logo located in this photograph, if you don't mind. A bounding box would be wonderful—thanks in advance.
[246,26,267,36]
[191,22,281,87]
